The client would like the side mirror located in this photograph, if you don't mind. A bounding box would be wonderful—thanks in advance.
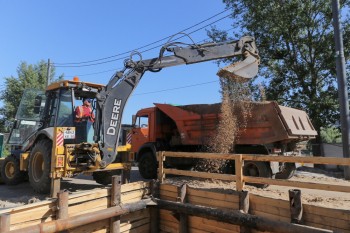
[33,95,42,114]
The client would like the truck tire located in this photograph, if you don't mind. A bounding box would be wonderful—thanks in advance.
[92,170,122,185]
[243,161,272,188]
[28,140,52,194]
[1,155,26,185]
[138,152,157,179]
[275,163,296,179]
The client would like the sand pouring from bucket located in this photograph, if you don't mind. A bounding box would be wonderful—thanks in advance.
[217,53,260,82]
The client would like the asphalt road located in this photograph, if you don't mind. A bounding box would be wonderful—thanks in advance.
[0,167,149,207]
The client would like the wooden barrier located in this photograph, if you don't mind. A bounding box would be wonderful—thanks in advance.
[157,183,347,233]
[1,181,349,232]
[158,151,350,193]
[0,181,151,232]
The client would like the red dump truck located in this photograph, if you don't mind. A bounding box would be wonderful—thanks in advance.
[131,101,317,181]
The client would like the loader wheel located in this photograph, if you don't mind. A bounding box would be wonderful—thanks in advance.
[1,155,26,185]
[138,152,157,179]
[243,161,272,188]
[275,163,296,179]
[92,170,122,185]
[28,140,52,194]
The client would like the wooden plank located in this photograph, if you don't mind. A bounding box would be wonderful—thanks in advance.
[159,189,177,198]
[303,203,350,221]
[235,154,244,191]
[69,204,108,218]
[126,223,150,233]
[250,209,291,223]
[243,154,350,165]
[305,221,350,233]
[121,189,150,202]
[187,186,239,201]
[159,223,179,233]
[110,175,122,233]
[162,151,238,160]
[250,202,290,218]
[159,210,179,223]
[0,199,54,215]
[10,216,55,231]
[162,151,350,165]
[158,151,165,182]
[69,219,109,233]
[244,176,350,193]
[303,212,350,230]
[189,215,240,232]
[8,206,54,225]
[68,197,109,217]
[0,214,10,232]
[250,194,290,209]
[187,195,239,209]
[119,218,150,232]
[121,209,150,222]
[160,183,178,193]
[69,189,109,205]
[164,168,236,181]
[121,181,150,193]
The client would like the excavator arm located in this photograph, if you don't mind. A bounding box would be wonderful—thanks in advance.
[95,36,259,167]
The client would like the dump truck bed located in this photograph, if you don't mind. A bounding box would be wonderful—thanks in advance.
[155,101,317,146]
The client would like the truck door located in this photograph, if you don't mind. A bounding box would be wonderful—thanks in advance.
[131,114,149,151]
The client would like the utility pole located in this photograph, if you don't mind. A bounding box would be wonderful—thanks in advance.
[332,0,350,180]
[47,59,51,87]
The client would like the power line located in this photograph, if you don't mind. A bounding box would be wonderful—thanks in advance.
[55,27,236,79]
[133,80,218,96]
[53,13,232,68]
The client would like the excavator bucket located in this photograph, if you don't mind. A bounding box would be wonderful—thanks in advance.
[217,54,259,82]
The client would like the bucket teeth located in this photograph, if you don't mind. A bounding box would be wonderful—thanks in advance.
[217,55,259,82]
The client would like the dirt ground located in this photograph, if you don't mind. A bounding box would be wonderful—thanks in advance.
[1,166,350,211]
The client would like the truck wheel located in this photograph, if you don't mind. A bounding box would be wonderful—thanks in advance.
[93,170,122,185]
[28,140,52,194]
[275,163,296,179]
[1,155,25,185]
[138,152,157,179]
[243,161,272,188]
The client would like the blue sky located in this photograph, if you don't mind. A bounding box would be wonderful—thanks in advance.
[0,1,236,123]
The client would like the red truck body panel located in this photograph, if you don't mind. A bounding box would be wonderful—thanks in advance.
[131,101,317,153]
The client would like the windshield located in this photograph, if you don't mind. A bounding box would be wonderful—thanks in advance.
[16,89,45,120]
[8,89,46,145]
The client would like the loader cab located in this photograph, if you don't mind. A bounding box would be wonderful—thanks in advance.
[7,89,46,146]
[7,79,103,148]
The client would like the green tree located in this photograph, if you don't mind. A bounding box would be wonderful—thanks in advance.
[0,60,63,132]
[209,0,350,137]
[320,126,342,143]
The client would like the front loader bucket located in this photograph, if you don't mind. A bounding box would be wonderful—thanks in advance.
[217,54,259,82]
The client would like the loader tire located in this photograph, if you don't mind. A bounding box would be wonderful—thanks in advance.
[28,140,52,194]
[275,162,296,179]
[92,170,122,185]
[138,152,157,179]
[1,155,26,185]
[243,161,272,188]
